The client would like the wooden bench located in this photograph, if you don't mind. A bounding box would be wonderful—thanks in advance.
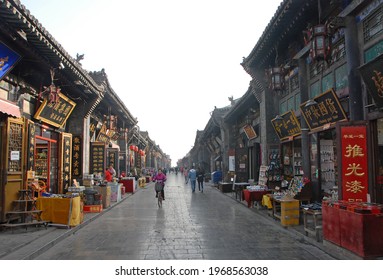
[302,209,322,242]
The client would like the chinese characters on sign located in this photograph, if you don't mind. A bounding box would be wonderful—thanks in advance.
[72,136,82,178]
[300,88,347,131]
[62,134,72,191]
[34,93,76,128]
[359,53,383,108]
[27,122,36,171]
[243,125,257,140]
[340,125,368,202]
[271,111,301,140]
[90,142,105,174]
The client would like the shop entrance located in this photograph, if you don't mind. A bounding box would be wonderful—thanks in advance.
[35,136,58,194]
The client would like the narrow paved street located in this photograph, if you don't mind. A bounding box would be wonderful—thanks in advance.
[36,173,334,260]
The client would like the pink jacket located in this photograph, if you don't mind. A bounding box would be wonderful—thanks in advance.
[152,172,166,184]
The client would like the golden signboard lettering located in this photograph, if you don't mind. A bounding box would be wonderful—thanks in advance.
[345,144,364,158]
[345,180,365,193]
[345,163,365,176]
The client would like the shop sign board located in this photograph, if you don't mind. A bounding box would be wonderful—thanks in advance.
[300,88,347,131]
[0,41,21,80]
[358,52,383,109]
[34,93,76,128]
[27,120,36,171]
[90,142,106,174]
[72,135,82,178]
[62,133,72,192]
[339,122,369,202]
[96,123,111,144]
[271,110,301,140]
[243,124,257,140]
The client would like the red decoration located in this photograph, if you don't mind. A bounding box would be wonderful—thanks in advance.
[340,125,368,202]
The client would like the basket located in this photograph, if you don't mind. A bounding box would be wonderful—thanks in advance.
[155,182,164,192]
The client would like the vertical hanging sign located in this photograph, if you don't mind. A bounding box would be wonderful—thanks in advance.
[340,123,369,202]
[72,135,82,178]
[62,133,72,192]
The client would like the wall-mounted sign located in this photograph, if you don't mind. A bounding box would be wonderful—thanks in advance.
[338,122,369,202]
[359,52,383,108]
[90,142,105,174]
[271,110,301,141]
[0,41,21,80]
[27,120,36,171]
[61,133,72,192]
[72,135,82,178]
[10,151,20,160]
[243,124,257,140]
[300,88,347,131]
[34,93,76,128]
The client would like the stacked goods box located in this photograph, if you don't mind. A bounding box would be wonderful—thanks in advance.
[107,182,122,202]
[94,185,111,209]
[280,198,300,226]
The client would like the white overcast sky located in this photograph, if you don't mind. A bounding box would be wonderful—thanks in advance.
[21,0,282,165]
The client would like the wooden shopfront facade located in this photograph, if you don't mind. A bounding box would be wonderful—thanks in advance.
[0,1,104,222]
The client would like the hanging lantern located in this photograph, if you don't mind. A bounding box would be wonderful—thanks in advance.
[267,67,284,91]
[129,145,134,151]
[135,146,139,152]
[309,24,331,62]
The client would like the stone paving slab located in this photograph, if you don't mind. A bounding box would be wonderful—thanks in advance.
[0,174,364,260]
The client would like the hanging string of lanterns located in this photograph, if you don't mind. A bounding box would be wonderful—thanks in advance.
[129,145,146,156]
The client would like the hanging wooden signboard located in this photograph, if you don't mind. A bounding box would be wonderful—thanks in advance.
[271,110,301,140]
[300,88,347,131]
[34,93,76,128]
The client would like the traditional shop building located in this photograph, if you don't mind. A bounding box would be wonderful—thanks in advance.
[240,0,383,203]
[199,106,230,176]
[223,88,261,183]
[88,69,137,179]
[0,0,105,222]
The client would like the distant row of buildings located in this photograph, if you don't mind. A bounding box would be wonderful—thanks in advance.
[0,0,170,223]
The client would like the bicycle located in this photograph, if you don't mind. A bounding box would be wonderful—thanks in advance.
[154,181,164,208]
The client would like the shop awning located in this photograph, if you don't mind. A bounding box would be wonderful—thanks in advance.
[0,98,21,118]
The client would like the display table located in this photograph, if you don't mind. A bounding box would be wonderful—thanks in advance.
[234,183,250,200]
[119,177,136,193]
[242,189,270,208]
[36,196,82,227]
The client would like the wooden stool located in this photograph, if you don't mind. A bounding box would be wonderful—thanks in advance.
[302,209,322,242]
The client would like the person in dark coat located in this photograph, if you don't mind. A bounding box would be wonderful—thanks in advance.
[196,167,205,192]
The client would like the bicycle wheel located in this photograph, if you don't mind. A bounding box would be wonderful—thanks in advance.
[158,192,162,208]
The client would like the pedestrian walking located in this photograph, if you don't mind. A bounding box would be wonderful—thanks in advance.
[196,167,205,192]
[188,167,197,192]
[183,167,189,184]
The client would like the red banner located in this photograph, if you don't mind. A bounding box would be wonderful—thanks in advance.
[340,125,368,202]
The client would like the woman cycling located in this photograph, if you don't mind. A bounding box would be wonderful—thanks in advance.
[152,168,167,200]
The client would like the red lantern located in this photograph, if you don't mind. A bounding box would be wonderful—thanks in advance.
[129,145,134,151]
[135,146,139,152]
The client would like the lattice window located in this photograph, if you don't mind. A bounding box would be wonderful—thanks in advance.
[363,6,383,43]
[8,121,23,172]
